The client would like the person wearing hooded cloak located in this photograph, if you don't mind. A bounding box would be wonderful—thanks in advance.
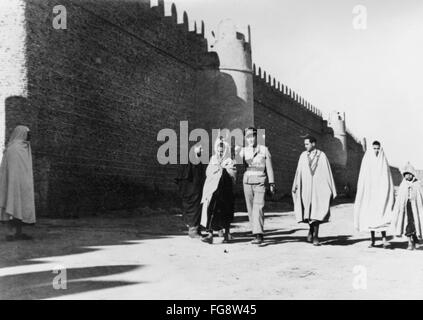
[353,141,395,248]
[391,162,423,250]
[292,135,337,246]
[0,125,35,241]
[175,144,206,239]
[200,138,236,244]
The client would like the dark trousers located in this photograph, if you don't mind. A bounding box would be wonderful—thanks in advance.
[179,181,203,228]
[405,200,416,237]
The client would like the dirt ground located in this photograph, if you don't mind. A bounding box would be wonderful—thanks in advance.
[1,202,423,300]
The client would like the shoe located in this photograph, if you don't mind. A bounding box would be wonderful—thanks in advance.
[413,235,420,248]
[201,233,213,244]
[382,238,389,249]
[312,238,320,246]
[222,233,233,243]
[188,227,201,239]
[368,242,376,248]
[251,235,263,245]
[407,238,416,250]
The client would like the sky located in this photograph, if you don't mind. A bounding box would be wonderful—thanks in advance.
[159,0,423,168]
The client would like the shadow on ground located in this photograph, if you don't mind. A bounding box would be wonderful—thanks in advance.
[230,229,372,247]
[0,211,188,269]
[385,240,423,251]
[0,265,142,300]
[0,200,364,299]
[233,214,288,223]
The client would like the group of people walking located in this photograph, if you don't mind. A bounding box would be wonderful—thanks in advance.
[176,128,423,250]
[0,125,421,251]
[176,127,337,245]
[176,127,276,245]
[354,141,423,250]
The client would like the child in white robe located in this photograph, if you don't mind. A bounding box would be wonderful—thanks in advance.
[391,163,423,250]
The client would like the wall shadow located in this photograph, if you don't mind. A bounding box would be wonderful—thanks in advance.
[0,211,187,269]
[0,264,142,300]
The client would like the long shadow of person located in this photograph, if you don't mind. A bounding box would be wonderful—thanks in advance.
[387,239,423,251]
[260,234,370,247]
[229,228,305,244]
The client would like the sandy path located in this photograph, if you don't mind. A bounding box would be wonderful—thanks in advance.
[1,203,423,299]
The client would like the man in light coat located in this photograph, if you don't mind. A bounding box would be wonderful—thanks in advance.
[292,135,337,246]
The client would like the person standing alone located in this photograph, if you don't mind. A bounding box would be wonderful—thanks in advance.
[0,125,36,241]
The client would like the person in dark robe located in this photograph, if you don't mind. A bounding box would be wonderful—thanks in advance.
[200,138,237,244]
[175,145,205,239]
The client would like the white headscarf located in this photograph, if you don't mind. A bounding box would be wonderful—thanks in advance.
[6,125,30,148]
[213,137,230,163]
[200,137,236,228]
[401,162,417,178]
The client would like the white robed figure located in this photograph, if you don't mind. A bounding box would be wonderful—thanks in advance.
[0,125,36,241]
[353,141,394,248]
[292,135,337,246]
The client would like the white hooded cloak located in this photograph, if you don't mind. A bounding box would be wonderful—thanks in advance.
[353,148,394,232]
[391,163,423,238]
[0,126,36,224]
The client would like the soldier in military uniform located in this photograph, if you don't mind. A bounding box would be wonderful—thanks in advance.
[239,127,275,245]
